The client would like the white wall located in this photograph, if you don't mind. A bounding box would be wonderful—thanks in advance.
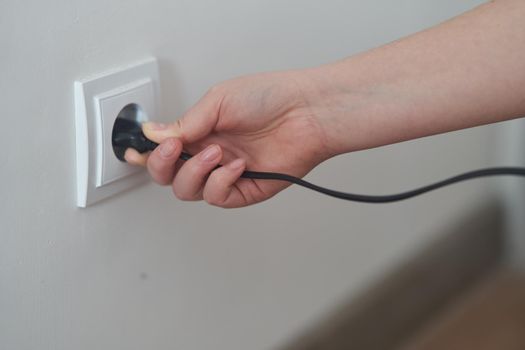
[1,1,503,349]
[498,119,525,268]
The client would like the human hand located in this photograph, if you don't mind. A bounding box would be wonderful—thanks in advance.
[125,70,337,208]
[129,0,525,208]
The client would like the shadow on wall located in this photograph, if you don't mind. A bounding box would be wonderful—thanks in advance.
[281,197,505,350]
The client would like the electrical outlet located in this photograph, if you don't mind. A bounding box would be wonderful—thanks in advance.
[74,58,160,207]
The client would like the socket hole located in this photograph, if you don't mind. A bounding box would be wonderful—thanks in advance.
[112,103,147,161]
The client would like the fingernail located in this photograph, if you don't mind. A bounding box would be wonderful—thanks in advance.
[143,121,168,130]
[200,145,220,162]
[159,139,176,158]
[228,159,245,170]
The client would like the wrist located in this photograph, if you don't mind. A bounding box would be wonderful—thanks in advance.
[299,61,383,156]
[303,55,423,157]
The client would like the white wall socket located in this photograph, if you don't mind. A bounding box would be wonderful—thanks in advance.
[74,58,160,207]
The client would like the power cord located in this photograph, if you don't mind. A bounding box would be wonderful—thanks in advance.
[112,117,525,203]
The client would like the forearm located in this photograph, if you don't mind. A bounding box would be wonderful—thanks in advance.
[310,0,525,155]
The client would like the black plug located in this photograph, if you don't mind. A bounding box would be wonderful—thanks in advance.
[112,117,193,162]
[110,115,525,203]
[112,117,159,161]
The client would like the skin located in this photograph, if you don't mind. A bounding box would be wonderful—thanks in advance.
[126,0,525,208]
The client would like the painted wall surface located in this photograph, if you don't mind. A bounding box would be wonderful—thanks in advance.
[2,1,509,349]
[498,119,525,268]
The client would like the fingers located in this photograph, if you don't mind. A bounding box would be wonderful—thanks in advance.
[142,86,223,144]
[203,159,247,208]
[146,137,183,185]
[142,121,182,144]
[137,85,245,205]
[129,139,249,207]
[171,144,223,201]
[124,148,149,166]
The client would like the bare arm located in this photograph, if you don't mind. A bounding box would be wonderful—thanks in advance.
[128,0,525,208]
[311,0,525,154]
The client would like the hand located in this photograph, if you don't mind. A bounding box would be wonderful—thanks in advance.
[125,70,336,208]
[125,0,525,208]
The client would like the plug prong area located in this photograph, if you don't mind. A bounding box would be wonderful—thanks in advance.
[112,104,158,161]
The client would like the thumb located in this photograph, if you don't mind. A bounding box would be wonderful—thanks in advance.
[142,121,182,144]
[142,87,222,144]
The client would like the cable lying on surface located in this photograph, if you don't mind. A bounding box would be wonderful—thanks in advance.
[112,117,525,204]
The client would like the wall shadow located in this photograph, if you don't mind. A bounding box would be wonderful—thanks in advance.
[281,198,506,350]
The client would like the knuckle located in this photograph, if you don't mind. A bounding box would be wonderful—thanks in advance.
[203,193,224,207]
[207,84,223,97]
[147,161,168,183]
[155,176,172,186]
[186,158,215,179]
[206,84,228,105]
[148,146,179,174]
[172,184,190,201]
[175,119,184,136]
[147,156,161,173]
[203,178,226,207]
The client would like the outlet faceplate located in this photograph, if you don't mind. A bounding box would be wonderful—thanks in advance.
[74,58,160,207]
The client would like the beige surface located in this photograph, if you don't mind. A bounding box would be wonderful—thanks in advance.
[400,272,525,350]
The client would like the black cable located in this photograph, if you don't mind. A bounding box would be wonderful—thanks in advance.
[112,117,525,204]
[181,151,525,203]
[242,166,525,203]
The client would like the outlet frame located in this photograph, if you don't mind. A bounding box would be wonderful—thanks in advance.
[74,58,160,207]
